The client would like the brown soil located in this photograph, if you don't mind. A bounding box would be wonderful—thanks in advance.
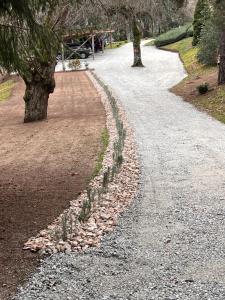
[0,71,106,300]
[171,66,225,123]
[171,69,218,101]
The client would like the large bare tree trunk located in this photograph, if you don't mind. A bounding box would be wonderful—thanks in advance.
[23,62,56,123]
[218,31,225,85]
[132,18,144,67]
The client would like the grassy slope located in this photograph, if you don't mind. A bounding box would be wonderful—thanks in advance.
[162,38,225,124]
[0,79,15,102]
[162,37,215,76]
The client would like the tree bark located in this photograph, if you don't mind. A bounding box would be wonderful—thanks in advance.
[126,22,131,42]
[23,61,56,123]
[132,18,144,67]
[218,31,225,85]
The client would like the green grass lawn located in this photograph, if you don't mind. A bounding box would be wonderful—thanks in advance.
[0,79,15,102]
[194,87,225,124]
[162,37,216,78]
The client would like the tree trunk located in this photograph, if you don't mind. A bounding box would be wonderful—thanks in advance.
[126,22,131,42]
[218,30,225,85]
[23,62,56,123]
[132,18,144,68]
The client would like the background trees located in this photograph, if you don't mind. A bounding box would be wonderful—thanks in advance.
[194,0,225,84]
[0,0,85,122]
[192,0,211,46]
[0,0,193,123]
[197,17,219,65]
[93,0,190,68]
[0,0,60,122]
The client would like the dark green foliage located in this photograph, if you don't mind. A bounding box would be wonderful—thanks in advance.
[197,19,219,65]
[214,0,225,29]
[154,23,193,48]
[0,0,60,74]
[197,0,225,67]
[192,0,211,46]
[0,0,58,22]
[197,83,209,94]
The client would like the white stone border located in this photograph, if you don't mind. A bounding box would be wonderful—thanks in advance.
[23,70,140,254]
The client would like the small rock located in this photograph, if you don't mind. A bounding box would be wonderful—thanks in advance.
[185,279,194,283]
[70,241,78,247]
[39,230,47,237]
[100,213,111,220]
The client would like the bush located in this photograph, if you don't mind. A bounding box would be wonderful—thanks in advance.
[154,23,193,48]
[197,19,219,65]
[192,0,211,46]
[197,83,209,94]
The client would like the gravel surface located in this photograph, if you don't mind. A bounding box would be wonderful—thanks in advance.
[15,43,225,299]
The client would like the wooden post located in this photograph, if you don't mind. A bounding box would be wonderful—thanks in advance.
[92,34,95,60]
[61,43,65,72]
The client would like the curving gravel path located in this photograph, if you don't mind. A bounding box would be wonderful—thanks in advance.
[15,43,225,300]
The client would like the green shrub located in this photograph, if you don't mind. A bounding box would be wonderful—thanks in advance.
[154,23,193,48]
[197,19,219,65]
[192,0,211,46]
[197,83,209,94]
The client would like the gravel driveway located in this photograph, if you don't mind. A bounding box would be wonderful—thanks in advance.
[15,43,225,300]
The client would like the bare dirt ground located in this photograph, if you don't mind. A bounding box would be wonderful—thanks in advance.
[171,69,225,123]
[171,70,218,101]
[0,71,106,300]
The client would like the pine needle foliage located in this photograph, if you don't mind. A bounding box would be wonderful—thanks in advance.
[0,0,60,76]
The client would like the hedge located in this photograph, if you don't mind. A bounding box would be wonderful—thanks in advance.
[154,24,193,48]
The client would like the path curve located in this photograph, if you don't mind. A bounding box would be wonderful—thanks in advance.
[16,43,225,299]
